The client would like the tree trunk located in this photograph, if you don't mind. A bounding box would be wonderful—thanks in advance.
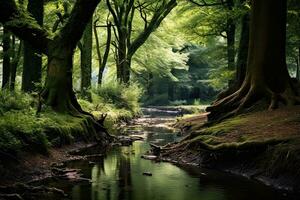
[10,36,22,91]
[42,46,81,114]
[2,28,11,89]
[22,0,44,92]
[226,0,236,72]
[116,32,131,84]
[217,7,249,99]
[207,0,298,121]
[297,47,300,81]
[80,18,93,102]
[235,13,250,88]
[95,22,112,86]
[147,72,154,97]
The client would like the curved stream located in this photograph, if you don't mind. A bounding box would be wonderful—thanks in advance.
[45,107,294,200]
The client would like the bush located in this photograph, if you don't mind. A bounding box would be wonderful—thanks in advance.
[93,82,143,113]
[0,90,33,113]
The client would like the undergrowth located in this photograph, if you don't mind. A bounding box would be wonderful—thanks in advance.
[0,83,143,156]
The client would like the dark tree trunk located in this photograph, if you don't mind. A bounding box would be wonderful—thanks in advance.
[41,44,95,116]
[235,13,250,87]
[168,83,175,101]
[10,36,22,91]
[22,0,44,92]
[117,32,126,83]
[95,21,112,86]
[226,0,236,71]
[2,28,11,89]
[80,18,93,102]
[207,0,298,121]
[297,47,300,80]
[147,72,154,97]
[217,6,249,99]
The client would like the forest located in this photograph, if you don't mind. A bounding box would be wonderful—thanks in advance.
[0,0,299,199]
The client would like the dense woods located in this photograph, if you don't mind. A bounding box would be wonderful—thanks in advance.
[0,0,300,199]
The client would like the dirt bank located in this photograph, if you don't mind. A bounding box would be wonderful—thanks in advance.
[162,106,300,194]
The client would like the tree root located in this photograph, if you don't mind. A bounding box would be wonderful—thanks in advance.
[207,80,300,122]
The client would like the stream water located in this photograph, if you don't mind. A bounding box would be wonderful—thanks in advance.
[44,107,296,200]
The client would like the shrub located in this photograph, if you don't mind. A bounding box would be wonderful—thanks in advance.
[93,82,143,114]
[0,90,33,113]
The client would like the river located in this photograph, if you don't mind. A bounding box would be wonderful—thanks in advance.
[43,107,295,200]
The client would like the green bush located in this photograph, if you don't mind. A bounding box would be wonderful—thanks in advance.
[0,90,33,113]
[93,82,143,113]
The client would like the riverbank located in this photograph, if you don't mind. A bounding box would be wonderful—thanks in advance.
[162,106,300,194]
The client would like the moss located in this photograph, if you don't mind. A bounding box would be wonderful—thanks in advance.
[0,85,142,156]
[204,116,247,134]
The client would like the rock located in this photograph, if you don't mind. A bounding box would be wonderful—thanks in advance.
[142,172,152,176]
[141,155,157,160]
[150,143,161,156]
[88,161,95,166]
[117,136,133,146]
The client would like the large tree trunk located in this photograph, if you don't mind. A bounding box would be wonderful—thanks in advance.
[22,0,44,92]
[41,45,82,114]
[80,18,93,102]
[207,0,299,121]
[2,28,11,89]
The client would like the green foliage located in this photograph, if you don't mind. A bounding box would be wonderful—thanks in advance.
[0,91,96,155]
[170,100,187,106]
[93,82,143,114]
[77,82,143,134]
[0,90,33,113]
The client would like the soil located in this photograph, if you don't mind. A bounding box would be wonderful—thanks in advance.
[0,142,102,186]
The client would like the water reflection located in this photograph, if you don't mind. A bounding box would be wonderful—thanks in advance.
[64,140,293,200]
[51,108,296,200]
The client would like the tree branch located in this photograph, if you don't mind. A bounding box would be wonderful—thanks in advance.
[57,0,101,49]
[0,0,51,55]
[129,0,177,56]
[187,0,225,7]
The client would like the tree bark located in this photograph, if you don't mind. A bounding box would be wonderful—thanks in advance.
[2,28,11,89]
[80,18,93,102]
[297,47,300,80]
[226,0,236,71]
[94,21,112,86]
[207,0,299,121]
[10,36,22,91]
[235,13,250,88]
[217,8,250,99]
[22,0,44,92]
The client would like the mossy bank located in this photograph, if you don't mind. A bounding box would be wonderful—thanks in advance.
[163,106,300,194]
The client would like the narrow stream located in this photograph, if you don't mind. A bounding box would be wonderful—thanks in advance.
[45,107,294,200]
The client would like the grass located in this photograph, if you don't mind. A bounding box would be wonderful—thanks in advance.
[0,83,143,156]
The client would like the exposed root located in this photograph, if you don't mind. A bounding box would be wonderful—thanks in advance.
[37,87,114,143]
[207,79,300,122]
